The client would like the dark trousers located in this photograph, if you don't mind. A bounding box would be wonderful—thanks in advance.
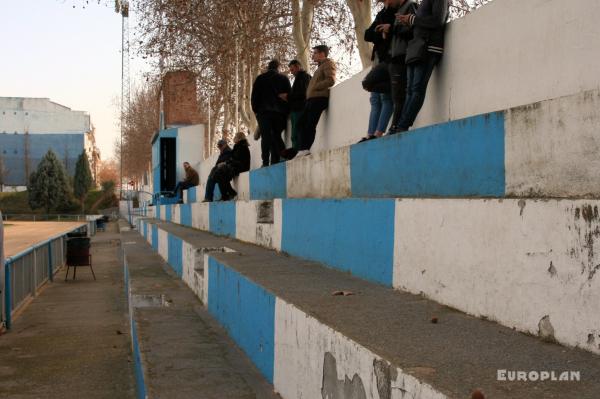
[397,53,441,129]
[298,97,329,151]
[258,111,287,166]
[204,167,218,201]
[213,164,237,200]
[290,110,303,150]
[388,61,408,131]
[173,180,193,200]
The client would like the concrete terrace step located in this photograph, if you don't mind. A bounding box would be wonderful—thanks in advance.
[178,89,600,203]
[135,219,600,399]
[121,229,280,399]
[142,197,600,355]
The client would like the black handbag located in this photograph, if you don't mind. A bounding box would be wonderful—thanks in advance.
[405,37,427,64]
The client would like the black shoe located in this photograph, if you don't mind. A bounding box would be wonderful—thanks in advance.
[202,199,212,203]
[388,128,407,135]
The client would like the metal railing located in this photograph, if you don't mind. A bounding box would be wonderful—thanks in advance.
[1,214,89,222]
[1,220,93,330]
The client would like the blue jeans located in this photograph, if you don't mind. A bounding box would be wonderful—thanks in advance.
[173,180,193,200]
[397,53,441,130]
[368,92,393,136]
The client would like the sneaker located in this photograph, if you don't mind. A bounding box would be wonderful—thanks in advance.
[388,127,408,136]
[357,136,374,143]
[202,199,212,203]
[296,150,311,157]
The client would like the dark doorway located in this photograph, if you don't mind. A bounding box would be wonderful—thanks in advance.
[160,137,176,191]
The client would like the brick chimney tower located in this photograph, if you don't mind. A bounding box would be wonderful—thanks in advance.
[160,71,202,127]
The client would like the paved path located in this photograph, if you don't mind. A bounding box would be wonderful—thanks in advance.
[122,228,280,399]
[0,223,135,399]
[4,221,86,257]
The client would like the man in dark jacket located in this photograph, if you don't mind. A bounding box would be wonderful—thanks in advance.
[394,0,448,132]
[387,0,418,134]
[203,139,232,202]
[212,132,251,201]
[251,59,291,166]
[288,60,311,150]
[173,162,199,203]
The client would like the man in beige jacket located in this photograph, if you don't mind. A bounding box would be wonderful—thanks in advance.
[296,45,336,156]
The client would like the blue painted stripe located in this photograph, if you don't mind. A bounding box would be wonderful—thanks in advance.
[124,261,147,399]
[165,205,172,222]
[187,187,197,203]
[281,199,396,286]
[143,221,148,239]
[350,112,506,198]
[180,204,192,227]
[151,225,158,250]
[209,202,236,237]
[250,163,286,200]
[167,234,183,277]
[207,257,275,383]
[156,205,161,220]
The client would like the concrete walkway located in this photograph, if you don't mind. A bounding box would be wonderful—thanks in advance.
[122,228,281,399]
[0,223,135,399]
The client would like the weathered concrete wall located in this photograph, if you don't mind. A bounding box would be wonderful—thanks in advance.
[286,147,351,199]
[393,198,600,354]
[506,90,600,197]
[274,299,446,399]
[311,0,600,154]
[146,196,600,354]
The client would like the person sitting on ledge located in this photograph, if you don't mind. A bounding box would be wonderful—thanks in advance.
[206,132,250,202]
[203,139,232,202]
[172,161,199,204]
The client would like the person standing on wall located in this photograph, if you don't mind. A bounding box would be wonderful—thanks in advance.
[393,0,449,133]
[212,132,251,201]
[251,59,292,167]
[172,161,199,204]
[387,0,418,135]
[203,139,232,203]
[287,60,311,150]
[359,0,398,143]
[296,45,337,157]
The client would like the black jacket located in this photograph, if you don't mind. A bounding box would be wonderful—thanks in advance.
[215,147,232,165]
[288,70,311,112]
[227,140,251,175]
[407,0,449,54]
[364,5,398,63]
[251,69,292,116]
[390,0,419,62]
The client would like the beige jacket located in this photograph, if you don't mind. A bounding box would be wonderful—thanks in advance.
[306,58,336,99]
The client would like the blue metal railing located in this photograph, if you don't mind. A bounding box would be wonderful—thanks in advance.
[1,219,97,330]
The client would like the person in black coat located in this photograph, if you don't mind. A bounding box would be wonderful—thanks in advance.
[212,132,251,201]
[394,0,449,132]
[360,0,398,142]
[251,59,291,166]
[203,139,232,202]
[287,60,311,150]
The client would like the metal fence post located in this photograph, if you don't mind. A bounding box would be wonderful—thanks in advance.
[5,261,11,330]
[48,242,54,283]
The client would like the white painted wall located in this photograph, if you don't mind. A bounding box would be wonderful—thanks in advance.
[393,198,600,354]
[0,97,90,134]
[286,147,351,198]
[235,200,277,249]
[506,89,600,197]
[176,124,205,183]
[274,299,447,399]
[158,229,169,261]
[308,0,600,154]
[191,202,210,231]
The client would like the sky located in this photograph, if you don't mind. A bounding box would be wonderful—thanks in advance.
[0,0,148,161]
